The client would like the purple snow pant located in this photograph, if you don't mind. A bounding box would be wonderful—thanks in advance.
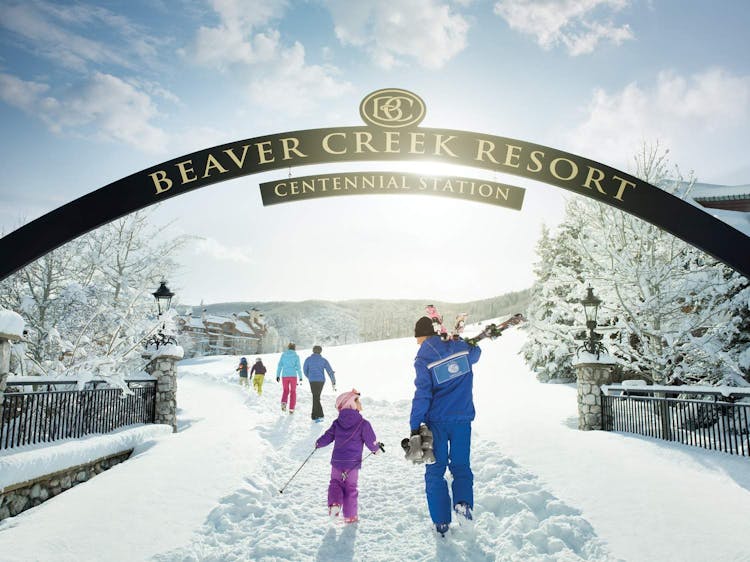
[328,467,359,518]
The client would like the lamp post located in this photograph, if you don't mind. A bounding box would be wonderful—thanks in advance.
[579,286,606,359]
[148,280,176,349]
[152,281,174,316]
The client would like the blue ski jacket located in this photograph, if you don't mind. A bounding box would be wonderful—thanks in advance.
[276,349,302,380]
[410,336,482,431]
[303,353,336,385]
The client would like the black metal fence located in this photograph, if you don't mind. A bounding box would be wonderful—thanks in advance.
[602,385,750,457]
[0,379,156,450]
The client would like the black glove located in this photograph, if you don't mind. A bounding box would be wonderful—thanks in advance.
[378,442,385,453]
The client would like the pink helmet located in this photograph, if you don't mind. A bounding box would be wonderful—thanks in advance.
[335,389,361,411]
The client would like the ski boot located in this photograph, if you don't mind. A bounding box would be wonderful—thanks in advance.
[289,409,294,415]
[329,504,341,517]
[419,425,436,464]
[454,502,473,526]
[435,523,450,537]
[281,402,287,412]
[403,434,424,463]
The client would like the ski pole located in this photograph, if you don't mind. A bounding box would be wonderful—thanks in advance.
[361,442,386,463]
[279,447,317,494]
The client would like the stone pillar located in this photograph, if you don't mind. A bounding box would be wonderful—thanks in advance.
[574,357,617,431]
[145,347,182,433]
[0,338,10,423]
[0,309,25,424]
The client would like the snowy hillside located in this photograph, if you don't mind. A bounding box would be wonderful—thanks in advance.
[193,293,530,349]
[1,326,749,561]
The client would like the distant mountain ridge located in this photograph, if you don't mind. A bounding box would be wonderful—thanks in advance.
[179,291,530,350]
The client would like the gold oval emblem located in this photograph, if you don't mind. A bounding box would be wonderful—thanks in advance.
[359,88,426,128]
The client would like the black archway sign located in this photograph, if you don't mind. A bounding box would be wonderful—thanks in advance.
[1,88,748,281]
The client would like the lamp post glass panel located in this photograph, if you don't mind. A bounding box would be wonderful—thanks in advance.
[580,286,606,358]
[149,281,176,349]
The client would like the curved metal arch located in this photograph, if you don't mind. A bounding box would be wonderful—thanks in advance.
[0,125,748,281]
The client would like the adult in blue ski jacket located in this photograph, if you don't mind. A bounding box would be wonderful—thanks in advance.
[277,343,302,413]
[409,316,482,534]
[303,345,337,422]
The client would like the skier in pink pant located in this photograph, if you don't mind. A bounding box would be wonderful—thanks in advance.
[315,389,382,524]
[276,342,302,413]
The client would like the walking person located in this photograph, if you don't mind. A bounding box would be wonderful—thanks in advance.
[250,357,267,396]
[315,389,382,524]
[303,345,337,422]
[408,316,482,536]
[236,357,249,388]
[276,342,302,413]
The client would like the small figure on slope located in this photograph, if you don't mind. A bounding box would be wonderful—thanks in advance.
[250,357,267,396]
[276,342,303,413]
[303,345,337,423]
[236,357,249,388]
[315,389,382,524]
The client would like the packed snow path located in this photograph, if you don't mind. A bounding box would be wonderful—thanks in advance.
[154,378,611,561]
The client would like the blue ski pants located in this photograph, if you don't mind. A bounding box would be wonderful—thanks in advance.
[424,421,473,524]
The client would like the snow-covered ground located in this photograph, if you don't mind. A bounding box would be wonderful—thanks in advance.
[1,327,750,561]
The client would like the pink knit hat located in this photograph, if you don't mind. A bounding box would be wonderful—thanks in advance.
[335,389,361,411]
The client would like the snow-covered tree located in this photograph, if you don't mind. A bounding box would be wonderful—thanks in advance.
[0,209,189,385]
[525,143,749,386]
[522,225,582,382]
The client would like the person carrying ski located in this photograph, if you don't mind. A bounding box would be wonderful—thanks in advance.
[303,345,337,422]
[408,316,482,536]
[315,389,381,524]
[236,356,249,387]
[250,357,267,396]
[276,342,302,413]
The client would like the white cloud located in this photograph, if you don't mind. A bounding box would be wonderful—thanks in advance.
[565,68,750,171]
[248,42,353,114]
[189,0,287,66]
[494,0,633,55]
[193,237,254,264]
[0,1,161,71]
[0,71,169,153]
[188,0,351,113]
[324,0,469,69]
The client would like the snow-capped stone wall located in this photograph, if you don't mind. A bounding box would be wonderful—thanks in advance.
[0,449,132,521]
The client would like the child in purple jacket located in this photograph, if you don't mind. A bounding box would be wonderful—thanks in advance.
[315,389,381,524]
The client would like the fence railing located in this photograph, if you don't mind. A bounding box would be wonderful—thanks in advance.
[0,378,156,450]
[601,384,750,457]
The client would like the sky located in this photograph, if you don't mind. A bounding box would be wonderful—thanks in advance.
[2,327,750,561]
[1,0,749,305]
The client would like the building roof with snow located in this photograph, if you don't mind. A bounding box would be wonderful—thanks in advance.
[690,182,750,212]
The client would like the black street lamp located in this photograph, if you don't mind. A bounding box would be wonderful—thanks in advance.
[152,281,175,316]
[579,286,606,358]
[147,280,176,349]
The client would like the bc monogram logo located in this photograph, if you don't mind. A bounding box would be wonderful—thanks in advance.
[359,88,426,128]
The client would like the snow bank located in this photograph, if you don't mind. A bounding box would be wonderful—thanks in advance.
[0,424,173,489]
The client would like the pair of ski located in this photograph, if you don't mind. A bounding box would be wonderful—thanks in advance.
[462,313,525,346]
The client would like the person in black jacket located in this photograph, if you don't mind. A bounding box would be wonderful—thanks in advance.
[250,357,267,396]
